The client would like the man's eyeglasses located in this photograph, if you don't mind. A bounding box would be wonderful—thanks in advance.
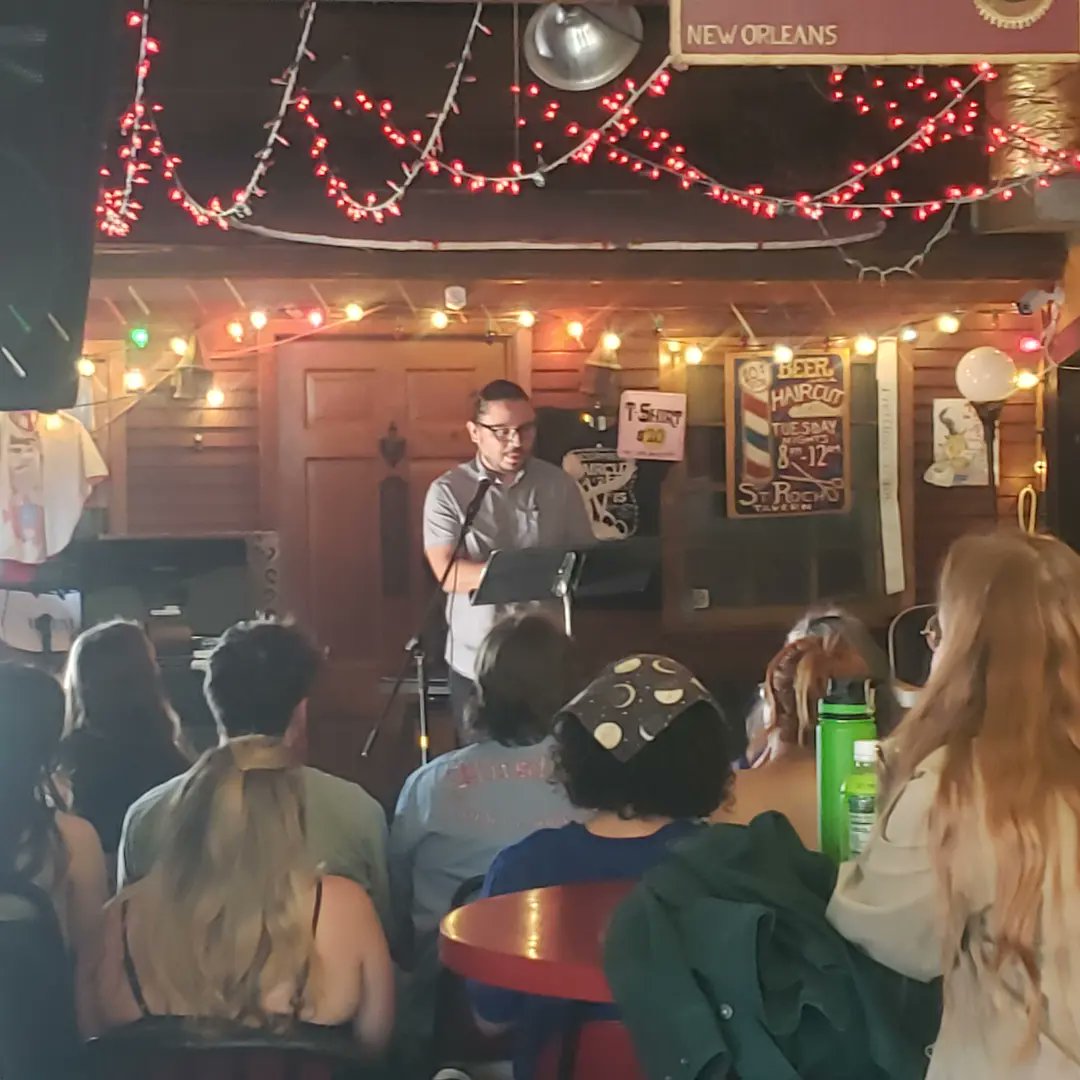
[476,421,537,444]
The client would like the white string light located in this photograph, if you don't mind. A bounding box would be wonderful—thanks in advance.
[219,0,319,221]
[101,3,1080,285]
[99,0,153,235]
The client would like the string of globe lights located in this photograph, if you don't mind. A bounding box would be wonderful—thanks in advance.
[98,0,1080,247]
[125,300,1050,370]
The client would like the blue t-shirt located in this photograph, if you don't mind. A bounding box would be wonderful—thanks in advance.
[470,819,702,1080]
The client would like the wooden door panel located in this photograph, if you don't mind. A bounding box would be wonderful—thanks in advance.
[401,342,504,460]
[305,367,379,425]
[306,457,380,659]
[277,336,510,754]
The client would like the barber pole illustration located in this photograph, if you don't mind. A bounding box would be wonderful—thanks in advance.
[738,361,774,484]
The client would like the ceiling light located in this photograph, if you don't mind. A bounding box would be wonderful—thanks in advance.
[773,343,794,364]
[899,325,919,343]
[249,310,269,331]
[854,334,878,357]
[76,357,96,378]
[169,336,189,358]
[601,331,622,352]
[205,386,226,408]
[1015,369,1040,391]
[937,313,961,335]
[345,303,364,322]
[123,369,147,393]
[431,310,450,330]
[517,310,536,329]
[685,345,704,365]
[567,320,584,340]
[226,320,245,343]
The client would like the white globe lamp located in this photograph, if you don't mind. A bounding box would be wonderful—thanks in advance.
[954,347,1016,404]
[954,346,1016,508]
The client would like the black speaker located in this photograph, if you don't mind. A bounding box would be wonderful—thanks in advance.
[1047,362,1080,550]
[0,0,116,411]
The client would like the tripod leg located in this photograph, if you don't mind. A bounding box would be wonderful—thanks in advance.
[416,650,430,766]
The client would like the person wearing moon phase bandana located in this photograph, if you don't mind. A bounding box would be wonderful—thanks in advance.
[423,380,595,735]
[468,653,733,1080]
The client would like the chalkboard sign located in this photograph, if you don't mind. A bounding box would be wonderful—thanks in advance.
[726,351,851,517]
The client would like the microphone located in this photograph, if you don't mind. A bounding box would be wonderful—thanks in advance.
[462,476,494,529]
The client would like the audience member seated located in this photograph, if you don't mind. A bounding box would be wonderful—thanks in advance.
[95,736,394,1057]
[390,614,579,964]
[0,663,107,1037]
[469,654,732,1080]
[717,631,872,848]
[744,605,900,765]
[117,619,390,927]
[59,621,191,866]
[829,532,1080,1077]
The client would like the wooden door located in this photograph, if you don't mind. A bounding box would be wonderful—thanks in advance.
[277,337,505,743]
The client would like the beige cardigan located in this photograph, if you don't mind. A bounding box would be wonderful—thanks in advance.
[827,748,1080,1079]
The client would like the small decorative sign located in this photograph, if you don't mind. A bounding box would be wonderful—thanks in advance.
[671,0,1080,65]
[617,390,687,462]
[727,351,851,517]
[925,398,996,487]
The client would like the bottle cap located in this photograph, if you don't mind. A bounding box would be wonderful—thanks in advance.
[824,677,874,707]
[853,739,879,765]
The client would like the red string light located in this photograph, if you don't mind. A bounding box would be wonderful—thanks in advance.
[98,0,1080,238]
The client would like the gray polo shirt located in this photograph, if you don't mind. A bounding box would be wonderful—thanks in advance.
[423,456,594,680]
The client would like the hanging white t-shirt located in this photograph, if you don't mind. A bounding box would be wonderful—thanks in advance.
[0,411,107,563]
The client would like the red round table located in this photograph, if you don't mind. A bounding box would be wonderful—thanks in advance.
[438,880,634,1004]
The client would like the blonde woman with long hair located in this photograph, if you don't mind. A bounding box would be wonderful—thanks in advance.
[95,736,393,1056]
[828,532,1080,1077]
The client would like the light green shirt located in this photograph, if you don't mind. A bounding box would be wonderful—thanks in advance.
[117,762,390,929]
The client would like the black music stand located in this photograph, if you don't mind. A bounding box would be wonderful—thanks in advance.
[470,538,659,636]
[574,536,660,603]
[471,547,581,634]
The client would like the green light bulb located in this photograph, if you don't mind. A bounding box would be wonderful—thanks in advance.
[129,327,150,349]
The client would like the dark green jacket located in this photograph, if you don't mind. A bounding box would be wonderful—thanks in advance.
[604,813,940,1080]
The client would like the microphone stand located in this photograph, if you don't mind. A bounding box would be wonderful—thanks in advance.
[362,480,491,764]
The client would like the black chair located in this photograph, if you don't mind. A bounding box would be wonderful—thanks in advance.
[87,1016,372,1080]
[432,876,513,1068]
[888,603,936,705]
[0,873,86,1080]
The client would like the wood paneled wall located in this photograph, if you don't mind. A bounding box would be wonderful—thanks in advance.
[910,312,1041,597]
[96,297,1041,612]
[529,311,1042,604]
[123,352,261,536]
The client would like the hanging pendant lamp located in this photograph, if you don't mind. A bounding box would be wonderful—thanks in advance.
[524,3,643,92]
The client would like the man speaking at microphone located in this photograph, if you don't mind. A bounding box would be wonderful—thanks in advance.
[423,380,594,732]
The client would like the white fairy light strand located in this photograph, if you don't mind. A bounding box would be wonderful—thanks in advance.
[102,0,1079,267]
[828,201,963,282]
[100,0,152,235]
[220,0,319,220]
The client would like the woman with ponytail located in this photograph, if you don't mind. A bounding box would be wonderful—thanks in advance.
[716,630,874,848]
[829,532,1080,1077]
[95,736,394,1057]
[0,662,108,1037]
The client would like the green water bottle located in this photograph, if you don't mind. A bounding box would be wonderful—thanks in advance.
[817,677,877,862]
[842,739,880,858]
